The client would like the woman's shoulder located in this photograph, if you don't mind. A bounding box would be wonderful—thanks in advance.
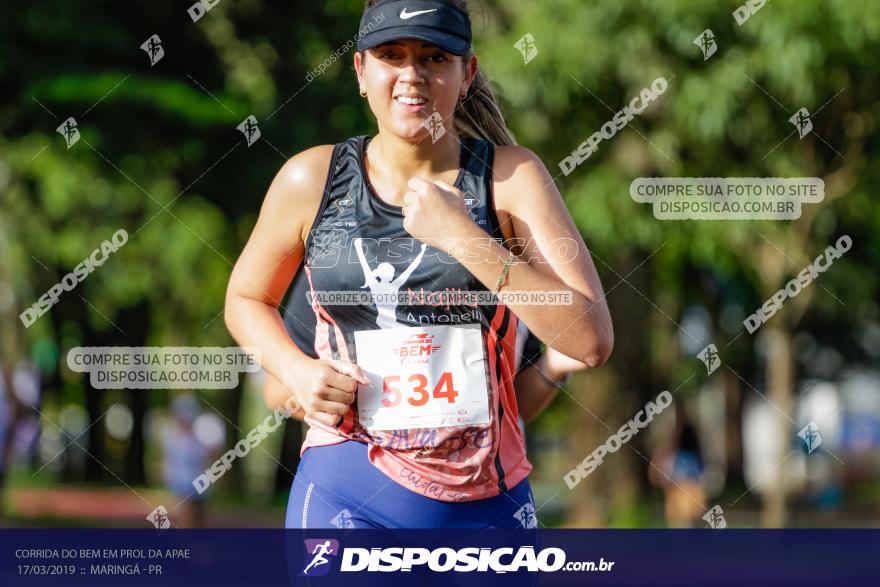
[274,143,337,194]
[259,144,337,244]
[265,143,336,211]
[493,144,545,176]
[491,144,551,207]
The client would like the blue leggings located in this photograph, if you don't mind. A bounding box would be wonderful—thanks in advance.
[285,440,537,529]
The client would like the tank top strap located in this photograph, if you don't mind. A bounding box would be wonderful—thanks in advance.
[458,136,504,241]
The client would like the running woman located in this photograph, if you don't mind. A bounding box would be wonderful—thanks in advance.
[225,0,613,529]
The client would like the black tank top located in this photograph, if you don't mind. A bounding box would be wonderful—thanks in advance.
[299,134,532,501]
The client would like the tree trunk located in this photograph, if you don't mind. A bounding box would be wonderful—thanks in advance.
[121,300,149,485]
[80,295,108,483]
[723,371,744,488]
[760,325,794,528]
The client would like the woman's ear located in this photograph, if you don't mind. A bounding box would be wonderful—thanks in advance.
[464,54,478,90]
[354,51,365,85]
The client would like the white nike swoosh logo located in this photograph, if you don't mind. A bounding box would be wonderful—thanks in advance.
[400,8,438,19]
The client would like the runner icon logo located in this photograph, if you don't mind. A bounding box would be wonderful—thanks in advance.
[789,108,813,139]
[301,539,340,576]
[146,505,171,529]
[422,112,446,143]
[513,33,538,65]
[140,34,164,66]
[798,422,822,454]
[693,29,717,60]
[514,502,538,529]
[237,115,261,147]
[697,344,720,375]
[331,509,356,529]
[57,117,80,149]
[702,505,727,529]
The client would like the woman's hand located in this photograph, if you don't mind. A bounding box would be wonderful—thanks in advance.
[282,357,371,428]
[401,177,474,251]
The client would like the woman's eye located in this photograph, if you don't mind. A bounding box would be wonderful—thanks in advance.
[426,53,448,63]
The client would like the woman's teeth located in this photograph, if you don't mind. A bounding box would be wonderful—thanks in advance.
[396,96,426,105]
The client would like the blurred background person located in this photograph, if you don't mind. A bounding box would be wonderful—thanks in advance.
[649,409,707,528]
[162,394,208,528]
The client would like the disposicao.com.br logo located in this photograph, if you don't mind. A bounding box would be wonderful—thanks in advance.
[301,540,614,575]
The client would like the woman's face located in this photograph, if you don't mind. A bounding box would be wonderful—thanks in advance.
[355,38,476,140]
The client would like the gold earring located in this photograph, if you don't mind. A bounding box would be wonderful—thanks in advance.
[359,87,367,97]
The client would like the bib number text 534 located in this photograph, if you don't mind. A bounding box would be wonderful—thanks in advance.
[381,372,459,408]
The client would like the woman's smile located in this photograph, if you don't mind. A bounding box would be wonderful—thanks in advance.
[394,93,429,113]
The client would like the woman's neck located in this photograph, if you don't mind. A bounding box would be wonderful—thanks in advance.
[365,130,462,205]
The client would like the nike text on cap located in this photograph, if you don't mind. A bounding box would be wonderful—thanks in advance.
[357,0,472,56]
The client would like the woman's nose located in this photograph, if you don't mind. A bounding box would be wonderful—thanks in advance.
[398,59,425,84]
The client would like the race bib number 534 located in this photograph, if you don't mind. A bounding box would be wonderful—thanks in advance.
[354,323,490,431]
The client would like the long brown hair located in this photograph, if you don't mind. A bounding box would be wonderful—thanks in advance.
[362,0,517,146]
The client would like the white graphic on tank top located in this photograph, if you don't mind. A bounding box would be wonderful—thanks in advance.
[354,238,427,328]
[462,190,487,226]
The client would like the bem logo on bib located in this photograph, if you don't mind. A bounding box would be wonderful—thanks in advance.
[392,332,441,361]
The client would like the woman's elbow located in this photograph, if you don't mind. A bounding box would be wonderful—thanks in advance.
[583,325,614,368]
[223,290,246,335]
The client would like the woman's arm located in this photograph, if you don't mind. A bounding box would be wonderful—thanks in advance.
[264,371,306,420]
[401,147,613,367]
[225,145,369,427]
[515,348,589,422]
[394,242,428,286]
[489,146,613,366]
